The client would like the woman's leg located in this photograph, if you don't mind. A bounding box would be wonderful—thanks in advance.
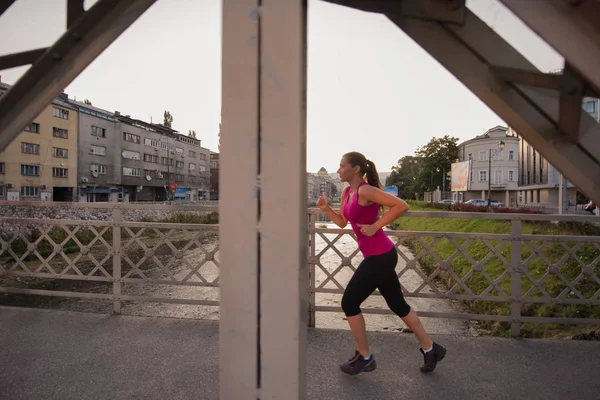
[377,249,446,372]
[341,257,378,357]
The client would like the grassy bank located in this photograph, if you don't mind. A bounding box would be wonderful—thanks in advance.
[393,201,600,339]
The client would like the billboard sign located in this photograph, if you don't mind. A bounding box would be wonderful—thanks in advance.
[384,186,398,197]
[451,160,471,192]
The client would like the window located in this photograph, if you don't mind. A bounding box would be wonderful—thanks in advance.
[21,186,39,197]
[199,153,207,161]
[91,164,107,175]
[479,151,487,161]
[144,153,159,163]
[52,147,68,158]
[122,150,140,160]
[24,123,40,133]
[189,150,197,158]
[175,174,184,181]
[53,107,69,119]
[21,142,40,154]
[53,127,68,139]
[161,157,170,165]
[176,161,184,168]
[492,150,503,161]
[0,162,5,173]
[123,167,141,176]
[91,126,106,138]
[199,165,207,172]
[90,145,106,156]
[52,167,68,178]
[123,132,141,143]
[189,163,196,170]
[188,175,196,182]
[175,147,184,155]
[0,185,3,196]
[21,164,40,176]
[494,170,502,184]
[583,100,596,114]
[160,142,170,151]
[508,170,515,181]
[468,153,473,161]
[479,171,487,181]
[144,138,158,148]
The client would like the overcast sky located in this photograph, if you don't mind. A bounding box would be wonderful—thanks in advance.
[0,0,563,173]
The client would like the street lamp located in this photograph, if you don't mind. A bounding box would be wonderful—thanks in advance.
[488,140,505,211]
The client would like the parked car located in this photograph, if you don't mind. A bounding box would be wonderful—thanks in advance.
[465,199,504,208]
[439,199,455,205]
[465,199,487,207]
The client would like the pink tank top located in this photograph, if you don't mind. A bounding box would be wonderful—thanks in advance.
[342,182,394,257]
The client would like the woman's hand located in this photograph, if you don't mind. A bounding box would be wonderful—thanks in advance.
[357,223,378,237]
[316,192,329,210]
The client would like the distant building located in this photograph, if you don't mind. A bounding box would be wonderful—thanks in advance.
[513,97,599,211]
[451,126,520,206]
[0,82,78,201]
[210,152,219,200]
[307,167,344,203]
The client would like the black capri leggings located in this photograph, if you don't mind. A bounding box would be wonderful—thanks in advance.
[341,248,411,318]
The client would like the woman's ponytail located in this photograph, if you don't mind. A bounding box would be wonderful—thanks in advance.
[365,159,383,189]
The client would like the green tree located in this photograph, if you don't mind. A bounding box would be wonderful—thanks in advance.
[386,156,421,199]
[163,110,174,128]
[414,135,459,191]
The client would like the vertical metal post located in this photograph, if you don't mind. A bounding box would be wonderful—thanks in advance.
[112,207,122,314]
[220,1,259,398]
[510,219,522,337]
[488,148,492,211]
[308,212,317,328]
[260,0,308,398]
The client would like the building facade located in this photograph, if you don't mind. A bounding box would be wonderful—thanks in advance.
[210,152,219,200]
[71,100,121,202]
[307,167,344,203]
[0,83,78,201]
[114,115,210,202]
[452,126,520,206]
[514,97,599,211]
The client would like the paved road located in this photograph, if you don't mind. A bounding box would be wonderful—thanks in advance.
[2,306,598,400]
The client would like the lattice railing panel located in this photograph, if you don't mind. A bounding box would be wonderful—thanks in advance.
[120,225,220,287]
[520,237,600,303]
[0,223,113,282]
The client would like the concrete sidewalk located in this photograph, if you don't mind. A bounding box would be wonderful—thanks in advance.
[1,306,598,400]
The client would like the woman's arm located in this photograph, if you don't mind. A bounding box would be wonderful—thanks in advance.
[316,190,348,229]
[356,185,409,236]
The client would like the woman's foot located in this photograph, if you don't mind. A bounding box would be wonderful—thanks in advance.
[419,342,446,372]
[340,350,377,375]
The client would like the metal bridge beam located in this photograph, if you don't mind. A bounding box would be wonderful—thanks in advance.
[0,0,156,152]
[220,1,308,399]
[499,0,600,96]
[325,0,600,204]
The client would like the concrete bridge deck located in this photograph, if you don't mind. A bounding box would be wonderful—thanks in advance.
[1,306,598,400]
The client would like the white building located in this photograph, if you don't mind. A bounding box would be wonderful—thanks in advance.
[514,97,599,212]
[452,126,520,206]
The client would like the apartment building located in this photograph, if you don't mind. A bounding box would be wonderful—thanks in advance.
[452,126,520,206]
[0,83,78,201]
[117,115,211,202]
[70,100,121,202]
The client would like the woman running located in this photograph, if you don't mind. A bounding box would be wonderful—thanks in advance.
[316,151,446,375]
